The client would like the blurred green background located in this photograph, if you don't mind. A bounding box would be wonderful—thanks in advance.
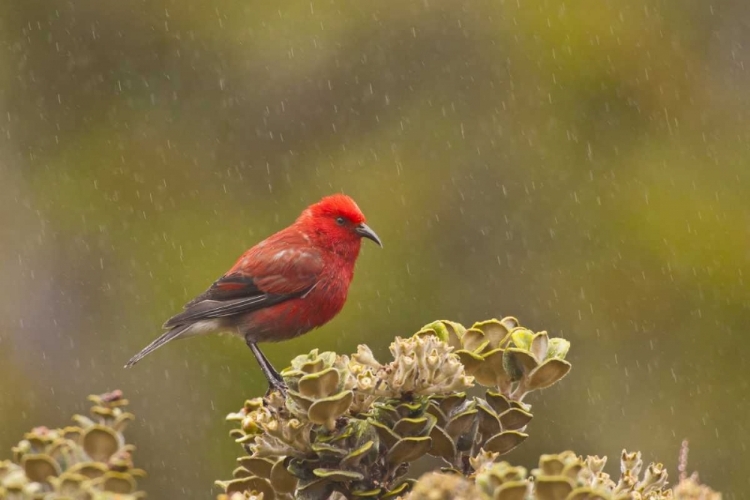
[1,0,748,497]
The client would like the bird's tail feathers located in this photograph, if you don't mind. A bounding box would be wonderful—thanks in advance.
[124,324,191,368]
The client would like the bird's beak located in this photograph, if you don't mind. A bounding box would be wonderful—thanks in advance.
[355,223,383,247]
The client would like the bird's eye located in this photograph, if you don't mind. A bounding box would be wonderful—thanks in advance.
[336,216,346,226]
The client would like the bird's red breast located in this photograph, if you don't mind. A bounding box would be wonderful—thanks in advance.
[214,214,363,342]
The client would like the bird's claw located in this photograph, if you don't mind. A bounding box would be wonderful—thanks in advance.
[264,380,288,400]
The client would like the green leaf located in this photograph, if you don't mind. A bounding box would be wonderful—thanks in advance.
[498,407,534,431]
[312,468,364,481]
[387,436,432,464]
[566,486,610,500]
[527,359,572,391]
[380,480,414,498]
[445,408,478,439]
[216,476,275,498]
[307,391,354,430]
[269,457,297,493]
[298,368,341,399]
[21,454,60,483]
[80,425,120,463]
[546,338,571,360]
[472,319,515,348]
[368,420,400,450]
[427,425,457,461]
[503,348,538,381]
[351,486,383,497]
[495,481,529,500]
[534,476,574,500]
[485,391,512,414]
[510,328,534,350]
[340,440,376,468]
[476,401,502,437]
[295,477,334,500]
[393,416,435,438]
[67,462,108,479]
[484,431,528,455]
[461,329,490,353]
[237,456,274,479]
[530,332,550,362]
[100,471,138,494]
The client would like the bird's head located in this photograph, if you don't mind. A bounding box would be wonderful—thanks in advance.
[298,194,382,254]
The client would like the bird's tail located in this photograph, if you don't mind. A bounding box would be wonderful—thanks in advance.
[124,324,191,368]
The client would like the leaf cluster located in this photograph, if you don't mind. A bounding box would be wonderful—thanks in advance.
[217,317,572,499]
[0,390,145,499]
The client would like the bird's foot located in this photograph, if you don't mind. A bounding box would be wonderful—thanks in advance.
[264,379,288,400]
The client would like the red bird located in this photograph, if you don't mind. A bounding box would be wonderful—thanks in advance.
[125,194,381,392]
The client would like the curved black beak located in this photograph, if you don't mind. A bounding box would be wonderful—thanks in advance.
[355,223,383,247]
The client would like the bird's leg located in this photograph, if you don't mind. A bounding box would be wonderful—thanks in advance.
[246,340,287,395]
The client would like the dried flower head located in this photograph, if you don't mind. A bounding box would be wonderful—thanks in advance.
[351,334,474,398]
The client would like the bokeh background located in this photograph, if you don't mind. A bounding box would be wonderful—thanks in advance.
[2,0,749,497]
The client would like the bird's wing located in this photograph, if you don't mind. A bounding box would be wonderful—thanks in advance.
[163,231,323,328]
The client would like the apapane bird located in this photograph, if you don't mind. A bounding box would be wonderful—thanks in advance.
[124,194,382,392]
